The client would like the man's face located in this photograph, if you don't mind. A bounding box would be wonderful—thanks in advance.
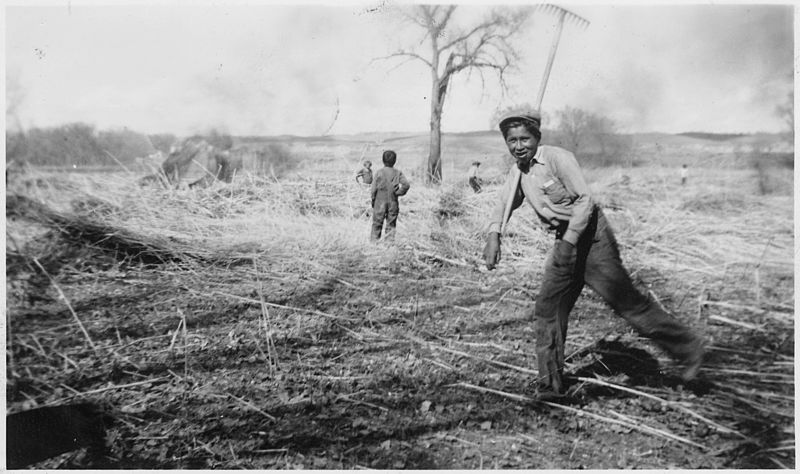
[505,125,539,170]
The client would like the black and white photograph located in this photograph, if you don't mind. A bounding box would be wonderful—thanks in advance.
[4,1,795,469]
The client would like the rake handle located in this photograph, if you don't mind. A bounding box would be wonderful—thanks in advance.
[535,8,566,111]
[502,6,587,235]
[500,168,520,234]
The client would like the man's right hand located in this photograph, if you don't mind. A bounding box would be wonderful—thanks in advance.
[483,232,501,270]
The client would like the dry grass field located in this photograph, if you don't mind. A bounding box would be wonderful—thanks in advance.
[5,132,794,469]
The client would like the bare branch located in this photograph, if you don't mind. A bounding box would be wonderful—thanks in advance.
[439,7,527,53]
[421,5,456,35]
[386,55,423,74]
[401,5,431,30]
[438,5,458,34]
[372,50,433,70]
[419,5,437,29]
[440,21,492,53]
[398,6,431,46]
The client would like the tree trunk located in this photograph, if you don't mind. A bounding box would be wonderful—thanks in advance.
[427,105,443,184]
[426,53,453,185]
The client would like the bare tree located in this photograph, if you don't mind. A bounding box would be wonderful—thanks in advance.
[584,114,617,155]
[555,106,633,166]
[555,106,589,153]
[384,5,530,184]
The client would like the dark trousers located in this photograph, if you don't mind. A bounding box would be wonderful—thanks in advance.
[469,177,482,193]
[371,199,399,241]
[534,207,701,392]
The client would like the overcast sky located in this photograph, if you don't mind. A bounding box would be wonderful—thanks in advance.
[4,2,795,136]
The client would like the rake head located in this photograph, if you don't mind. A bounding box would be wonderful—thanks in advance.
[536,3,590,30]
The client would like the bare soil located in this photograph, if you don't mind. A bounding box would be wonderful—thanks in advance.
[5,162,794,469]
[6,234,793,469]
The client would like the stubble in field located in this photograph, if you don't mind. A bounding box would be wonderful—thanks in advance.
[5,146,794,469]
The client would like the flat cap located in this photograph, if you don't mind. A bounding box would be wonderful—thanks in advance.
[498,109,542,131]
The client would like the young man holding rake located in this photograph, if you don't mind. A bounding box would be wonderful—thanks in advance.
[482,110,705,398]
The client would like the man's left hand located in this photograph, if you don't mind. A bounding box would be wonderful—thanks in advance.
[553,240,576,268]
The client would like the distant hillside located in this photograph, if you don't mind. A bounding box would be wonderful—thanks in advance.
[227,129,791,180]
[232,130,791,157]
[631,132,721,147]
[678,132,746,141]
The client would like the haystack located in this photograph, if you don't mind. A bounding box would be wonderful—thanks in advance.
[7,194,199,264]
[190,149,243,188]
[160,138,243,188]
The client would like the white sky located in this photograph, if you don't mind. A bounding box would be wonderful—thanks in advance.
[4,1,795,136]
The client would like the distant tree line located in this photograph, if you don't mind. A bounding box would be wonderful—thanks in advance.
[6,123,176,167]
[549,106,635,167]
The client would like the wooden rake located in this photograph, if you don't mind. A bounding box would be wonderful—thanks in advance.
[501,4,590,233]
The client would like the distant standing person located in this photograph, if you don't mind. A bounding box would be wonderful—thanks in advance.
[680,164,688,185]
[468,161,482,193]
[482,110,704,398]
[356,160,373,185]
[371,150,410,241]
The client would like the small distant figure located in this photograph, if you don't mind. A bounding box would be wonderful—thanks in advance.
[468,161,482,193]
[355,160,373,185]
[370,150,410,241]
[680,164,688,185]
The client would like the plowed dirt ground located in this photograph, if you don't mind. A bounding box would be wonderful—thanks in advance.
[6,154,794,469]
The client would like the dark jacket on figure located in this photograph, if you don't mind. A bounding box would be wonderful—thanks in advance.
[370,166,410,240]
[371,166,410,207]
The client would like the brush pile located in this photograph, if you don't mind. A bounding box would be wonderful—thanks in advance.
[6,163,793,469]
